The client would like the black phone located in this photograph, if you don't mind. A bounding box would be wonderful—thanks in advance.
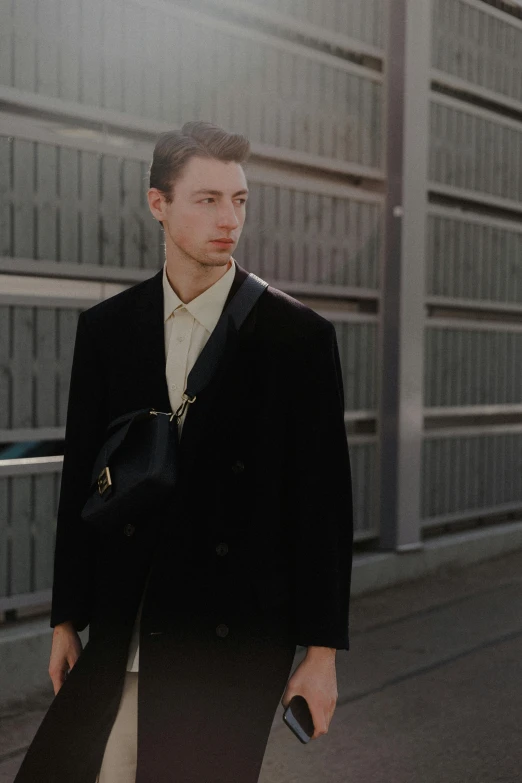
[282,695,314,744]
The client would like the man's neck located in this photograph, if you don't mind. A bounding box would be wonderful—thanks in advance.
[165,254,233,305]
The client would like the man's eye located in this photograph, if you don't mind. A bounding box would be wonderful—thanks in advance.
[201,198,246,204]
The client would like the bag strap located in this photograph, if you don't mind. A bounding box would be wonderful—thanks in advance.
[174,272,268,418]
[104,407,153,434]
[97,272,268,448]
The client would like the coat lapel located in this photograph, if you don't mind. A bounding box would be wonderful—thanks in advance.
[135,261,254,480]
[133,269,171,413]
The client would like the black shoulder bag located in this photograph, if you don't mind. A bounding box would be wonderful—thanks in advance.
[80,272,268,529]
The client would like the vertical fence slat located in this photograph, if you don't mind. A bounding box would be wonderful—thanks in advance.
[0,136,12,257]
[13,139,35,259]
[79,151,100,265]
[35,308,57,428]
[59,147,80,265]
[103,0,123,111]
[80,0,103,106]
[36,0,59,97]
[0,477,8,597]
[0,306,11,430]
[59,0,81,101]
[13,0,36,92]
[0,0,14,86]
[35,143,58,262]
[33,473,56,592]
[121,159,144,270]
[11,476,32,595]
[12,307,34,429]
[99,156,121,267]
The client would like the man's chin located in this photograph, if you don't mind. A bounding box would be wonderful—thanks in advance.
[199,252,233,267]
[185,258,231,273]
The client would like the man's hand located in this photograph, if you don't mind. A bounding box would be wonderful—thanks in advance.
[49,621,83,695]
[281,646,338,740]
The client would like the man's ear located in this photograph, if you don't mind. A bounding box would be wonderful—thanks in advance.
[147,187,168,224]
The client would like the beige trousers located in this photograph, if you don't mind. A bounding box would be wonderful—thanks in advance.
[96,671,138,783]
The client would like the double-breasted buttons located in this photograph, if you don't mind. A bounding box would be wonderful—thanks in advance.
[216,542,229,556]
[123,523,135,537]
[231,459,245,474]
[216,623,229,638]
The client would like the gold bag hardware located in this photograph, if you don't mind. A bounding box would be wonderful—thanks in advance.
[97,466,112,495]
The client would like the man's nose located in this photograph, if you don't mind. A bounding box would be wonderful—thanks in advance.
[216,204,240,228]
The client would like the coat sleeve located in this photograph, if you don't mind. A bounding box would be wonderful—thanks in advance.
[50,311,106,632]
[286,321,354,651]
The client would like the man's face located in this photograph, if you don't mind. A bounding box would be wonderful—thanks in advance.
[148,156,248,268]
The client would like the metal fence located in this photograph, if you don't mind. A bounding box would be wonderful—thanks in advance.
[420,0,522,537]
[0,0,521,613]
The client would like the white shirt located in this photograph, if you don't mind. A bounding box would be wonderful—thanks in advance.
[126,257,237,672]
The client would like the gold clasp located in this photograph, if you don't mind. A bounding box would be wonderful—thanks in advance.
[151,407,178,422]
[174,392,196,419]
[97,466,112,495]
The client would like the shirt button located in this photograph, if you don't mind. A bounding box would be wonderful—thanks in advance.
[216,624,229,638]
[231,459,245,474]
[177,334,185,342]
[171,383,177,390]
[123,523,135,537]
[216,542,228,556]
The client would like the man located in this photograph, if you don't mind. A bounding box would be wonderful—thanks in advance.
[14,121,353,783]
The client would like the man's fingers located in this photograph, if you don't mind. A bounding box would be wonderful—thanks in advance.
[311,712,329,740]
[310,704,335,740]
[49,667,67,696]
[282,688,337,741]
[311,714,325,739]
[67,651,80,671]
[49,652,78,695]
[48,625,83,696]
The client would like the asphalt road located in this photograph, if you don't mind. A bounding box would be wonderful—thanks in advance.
[2,548,522,782]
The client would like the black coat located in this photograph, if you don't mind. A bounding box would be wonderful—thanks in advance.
[14,262,353,783]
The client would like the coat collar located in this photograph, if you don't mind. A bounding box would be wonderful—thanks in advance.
[135,259,254,479]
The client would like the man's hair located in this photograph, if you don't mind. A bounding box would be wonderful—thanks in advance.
[149,121,251,209]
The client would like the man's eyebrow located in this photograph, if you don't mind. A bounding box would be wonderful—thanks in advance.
[191,189,249,197]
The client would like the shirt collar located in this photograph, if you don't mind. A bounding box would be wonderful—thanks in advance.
[163,257,236,333]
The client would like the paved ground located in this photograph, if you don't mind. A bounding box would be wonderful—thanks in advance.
[2,548,522,782]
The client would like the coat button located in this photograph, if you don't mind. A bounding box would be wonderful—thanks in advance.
[123,523,135,536]
[231,459,244,474]
[216,542,228,556]
[216,623,229,638]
